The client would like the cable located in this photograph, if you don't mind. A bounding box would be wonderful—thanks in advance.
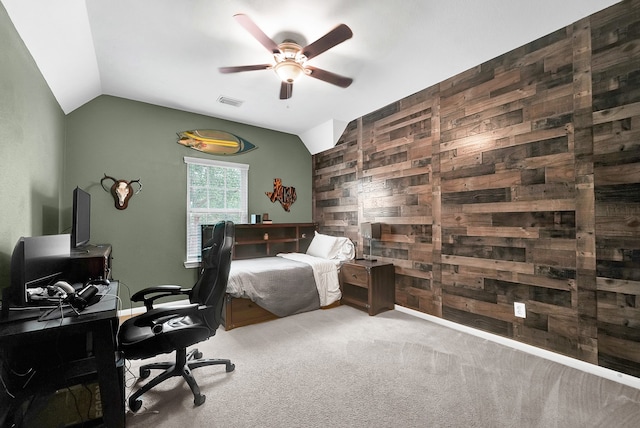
[1,358,36,398]
[97,293,124,339]
[38,297,67,326]
[118,280,132,310]
[123,359,137,390]
[20,369,36,390]
[66,385,83,425]
[9,366,34,378]
[83,383,95,423]
[0,361,16,399]
[115,281,133,338]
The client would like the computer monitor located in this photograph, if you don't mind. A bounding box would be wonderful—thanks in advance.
[71,187,91,249]
[1,234,71,316]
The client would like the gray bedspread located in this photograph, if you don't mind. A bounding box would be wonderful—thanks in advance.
[226,257,321,317]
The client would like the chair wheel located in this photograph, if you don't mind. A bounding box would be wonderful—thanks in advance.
[226,363,235,373]
[194,394,206,406]
[139,368,151,379]
[129,398,143,412]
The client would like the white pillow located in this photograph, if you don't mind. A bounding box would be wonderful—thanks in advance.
[306,232,342,259]
[335,238,355,261]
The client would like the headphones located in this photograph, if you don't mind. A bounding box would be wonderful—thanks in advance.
[47,280,99,311]
[47,281,75,298]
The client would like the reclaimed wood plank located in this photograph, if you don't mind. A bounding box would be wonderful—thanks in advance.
[596,277,640,294]
[461,199,575,213]
[593,101,640,124]
[442,254,534,275]
[598,333,640,364]
[595,162,640,185]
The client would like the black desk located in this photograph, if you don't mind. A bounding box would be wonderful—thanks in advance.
[0,282,124,427]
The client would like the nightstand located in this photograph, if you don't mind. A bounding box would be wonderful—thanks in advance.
[340,260,395,315]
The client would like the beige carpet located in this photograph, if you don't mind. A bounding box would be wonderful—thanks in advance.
[123,305,640,428]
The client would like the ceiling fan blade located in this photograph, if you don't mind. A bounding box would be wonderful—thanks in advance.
[279,81,293,99]
[302,24,353,60]
[219,64,271,73]
[306,66,353,88]
[233,14,280,54]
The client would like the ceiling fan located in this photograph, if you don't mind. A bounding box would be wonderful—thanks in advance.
[219,14,354,100]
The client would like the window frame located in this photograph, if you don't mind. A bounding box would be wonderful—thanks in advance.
[183,156,248,267]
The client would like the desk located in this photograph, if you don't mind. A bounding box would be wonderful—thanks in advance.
[0,282,123,427]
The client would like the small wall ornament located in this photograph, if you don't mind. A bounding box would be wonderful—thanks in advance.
[265,178,296,212]
[100,174,142,210]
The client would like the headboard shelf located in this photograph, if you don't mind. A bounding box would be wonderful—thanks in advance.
[202,222,317,260]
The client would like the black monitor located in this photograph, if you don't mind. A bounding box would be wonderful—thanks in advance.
[71,187,91,249]
[2,234,71,316]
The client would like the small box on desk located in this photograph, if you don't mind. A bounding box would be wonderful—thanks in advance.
[68,244,112,283]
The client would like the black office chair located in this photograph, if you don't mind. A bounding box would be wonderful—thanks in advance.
[118,220,235,411]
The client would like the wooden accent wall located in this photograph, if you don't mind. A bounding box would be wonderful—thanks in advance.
[592,2,640,376]
[312,0,640,377]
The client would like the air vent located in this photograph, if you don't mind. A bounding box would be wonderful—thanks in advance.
[217,96,243,107]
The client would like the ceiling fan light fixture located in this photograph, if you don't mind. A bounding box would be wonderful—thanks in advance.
[274,60,304,83]
[221,14,354,99]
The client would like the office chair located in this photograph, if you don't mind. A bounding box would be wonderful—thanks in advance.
[118,220,235,411]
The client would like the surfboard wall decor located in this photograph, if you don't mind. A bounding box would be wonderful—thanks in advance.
[177,129,257,155]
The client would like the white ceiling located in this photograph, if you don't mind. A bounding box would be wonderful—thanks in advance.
[2,0,620,154]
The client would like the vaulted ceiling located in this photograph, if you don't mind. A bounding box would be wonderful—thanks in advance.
[2,0,619,153]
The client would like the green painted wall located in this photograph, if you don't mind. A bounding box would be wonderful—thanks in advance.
[0,4,66,289]
[1,3,312,307]
[0,4,312,308]
[64,96,312,306]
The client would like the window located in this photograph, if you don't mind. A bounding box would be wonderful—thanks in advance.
[184,156,248,265]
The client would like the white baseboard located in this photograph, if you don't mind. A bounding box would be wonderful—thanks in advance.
[394,305,640,391]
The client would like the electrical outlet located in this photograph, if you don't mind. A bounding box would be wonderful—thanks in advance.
[514,302,526,318]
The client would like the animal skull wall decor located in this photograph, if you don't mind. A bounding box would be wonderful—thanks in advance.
[100,174,143,210]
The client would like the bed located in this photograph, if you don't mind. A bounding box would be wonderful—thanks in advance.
[222,232,354,330]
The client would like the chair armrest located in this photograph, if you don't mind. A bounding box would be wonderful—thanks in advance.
[131,303,201,328]
[131,285,191,310]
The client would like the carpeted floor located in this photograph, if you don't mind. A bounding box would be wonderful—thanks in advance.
[123,305,640,427]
